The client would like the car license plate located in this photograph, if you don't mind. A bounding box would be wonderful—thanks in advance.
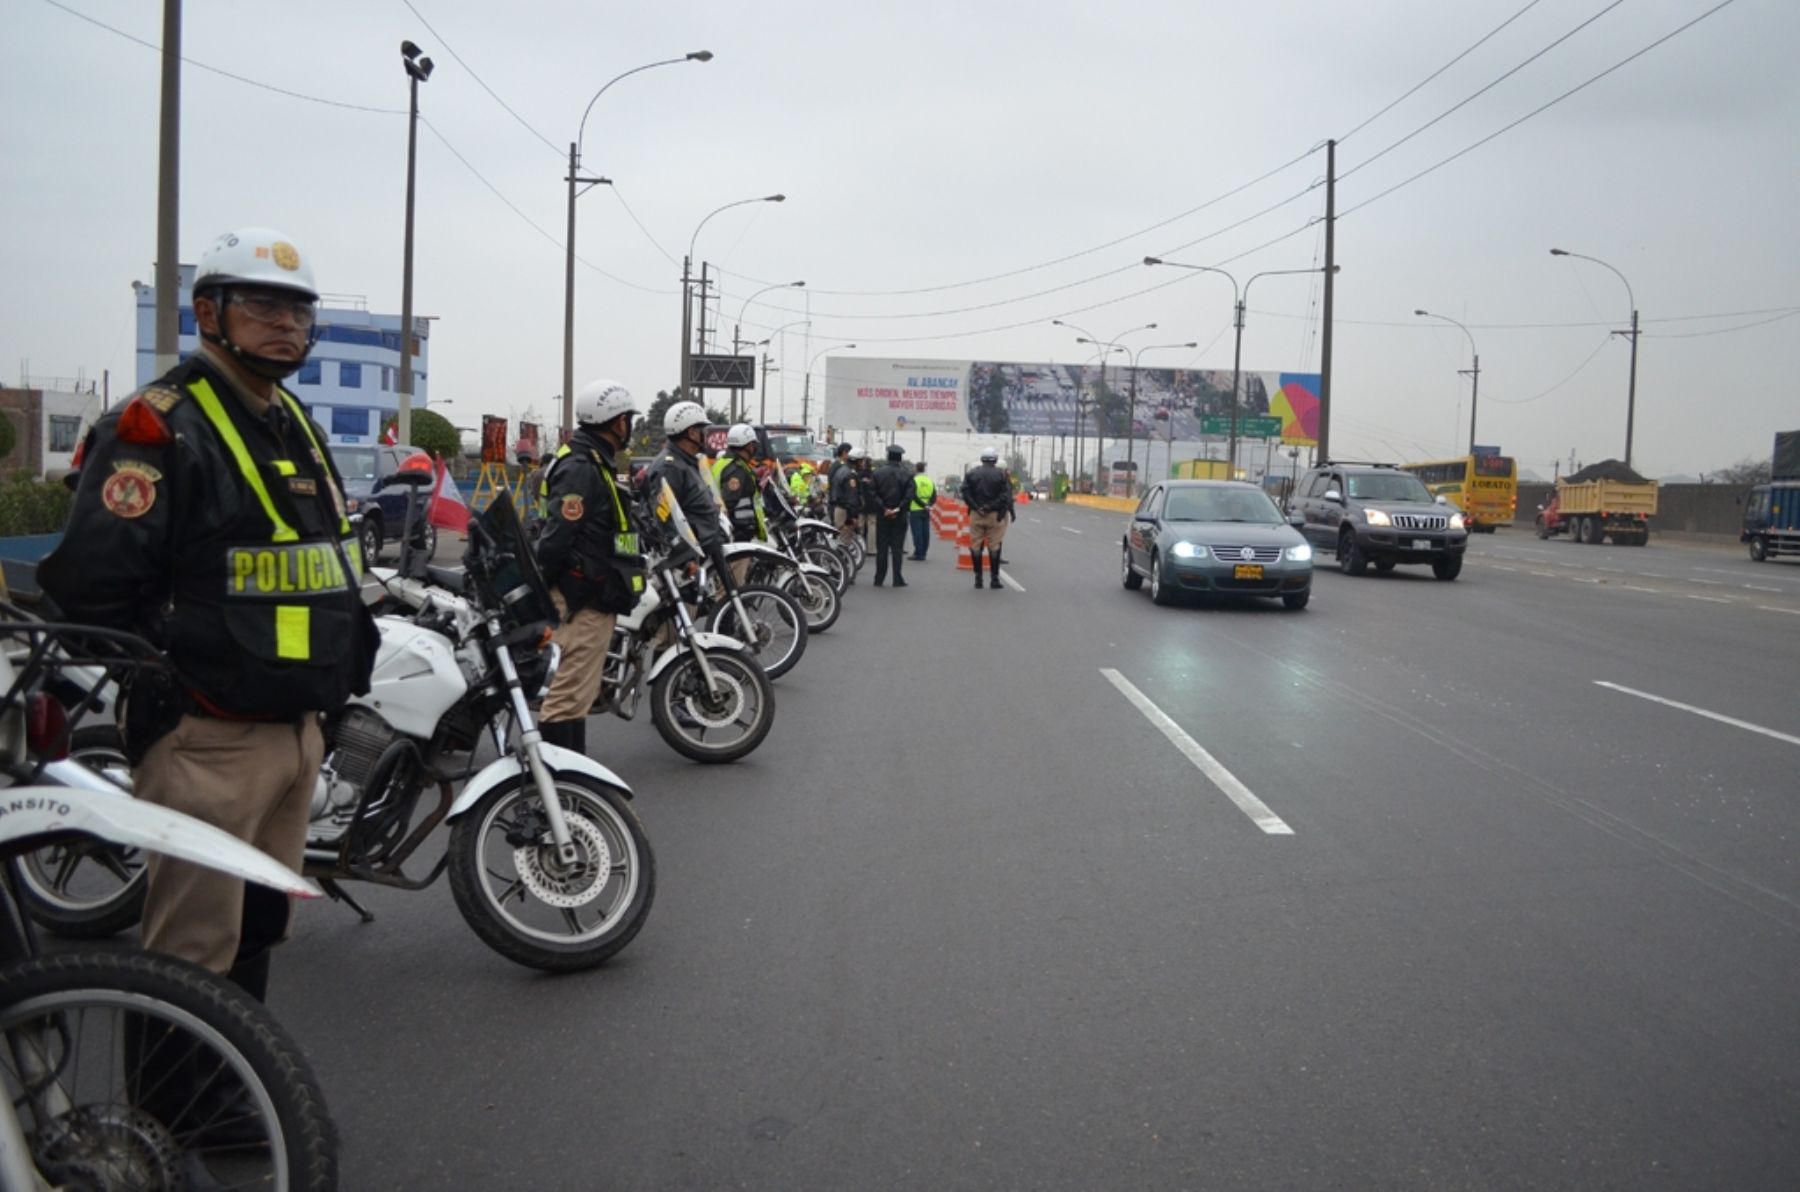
[1234,564,1263,580]
[1411,538,1432,551]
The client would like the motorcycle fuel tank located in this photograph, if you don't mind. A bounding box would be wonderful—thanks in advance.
[363,617,468,738]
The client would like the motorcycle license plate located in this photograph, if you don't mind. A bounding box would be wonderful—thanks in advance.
[1412,538,1432,551]
[1234,564,1263,580]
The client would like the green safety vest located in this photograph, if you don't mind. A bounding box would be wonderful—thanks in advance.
[711,454,767,540]
[910,472,936,511]
[188,377,360,663]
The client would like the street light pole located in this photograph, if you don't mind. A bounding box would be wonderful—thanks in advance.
[1550,248,1640,468]
[803,342,856,431]
[563,51,711,437]
[1124,341,1198,495]
[1057,319,1155,491]
[735,279,803,424]
[1414,309,1481,454]
[397,41,434,449]
[681,194,786,411]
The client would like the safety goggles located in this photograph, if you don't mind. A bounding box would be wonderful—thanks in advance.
[231,291,318,329]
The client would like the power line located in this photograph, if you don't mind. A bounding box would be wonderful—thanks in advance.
[42,0,403,113]
[1481,336,1614,404]
[610,186,681,267]
[1642,308,1800,338]
[1340,0,1745,218]
[401,0,563,157]
[1341,0,1627,181]
[1339,0,1549,142]
[1244,304,1800,330]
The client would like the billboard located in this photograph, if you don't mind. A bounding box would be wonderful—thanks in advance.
[826,357,1319,446]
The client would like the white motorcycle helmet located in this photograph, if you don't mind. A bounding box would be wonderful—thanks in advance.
[848,446,867,462]
[725,423,758,450]
[980,449,999,463]
[574,379,640,427]
[193,226,320,380]
[664,400,708,439]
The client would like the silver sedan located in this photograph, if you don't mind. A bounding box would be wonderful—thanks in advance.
[1122,480,1314,609]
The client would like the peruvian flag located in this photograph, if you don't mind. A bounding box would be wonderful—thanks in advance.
[381,419,399,445]
[427,455,470,532]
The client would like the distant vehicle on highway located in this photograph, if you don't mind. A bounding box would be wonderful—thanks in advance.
[1399,453,1517,532]
[338,443,433,561]
[1742,429,1799,562]
[1122,479,1313,609]
[1291,461,1467,580]
[1535,463,1657,546]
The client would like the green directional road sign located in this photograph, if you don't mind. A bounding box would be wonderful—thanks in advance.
[1201,414,1285,438]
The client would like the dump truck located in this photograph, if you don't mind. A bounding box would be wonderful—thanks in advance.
[1535,460,1657,546]
[1742,429,1800,562]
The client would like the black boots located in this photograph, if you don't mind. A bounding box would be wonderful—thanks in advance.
[972,549,984,587]
[989,553,1003,590]
[540,719,587,755]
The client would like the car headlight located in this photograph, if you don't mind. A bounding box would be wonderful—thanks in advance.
[1448,513,1465,530]
[345,497,361,513]
[1363,508,1392,526]
[1285,543,1313,562]
[1170,541,1208,559]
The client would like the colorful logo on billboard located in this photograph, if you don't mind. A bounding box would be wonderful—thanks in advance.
[1272,374,1321,447]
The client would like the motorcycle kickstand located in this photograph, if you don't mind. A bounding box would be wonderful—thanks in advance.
[319,877,377,924]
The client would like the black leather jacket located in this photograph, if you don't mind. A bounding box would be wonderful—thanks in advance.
[645,445,725,553]
[536,428,624,584]
[961,464,1015,517]
[871,461,913,513]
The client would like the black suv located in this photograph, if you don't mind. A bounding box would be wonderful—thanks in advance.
[1289,461,1468,580]
[335,444,435,563]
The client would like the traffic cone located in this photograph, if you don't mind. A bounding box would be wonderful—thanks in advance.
[939,501,963,541]
[955,524,975,570]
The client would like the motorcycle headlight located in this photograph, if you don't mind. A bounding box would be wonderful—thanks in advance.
[1363,508,1392,526]
[1285,543,1313,562]
[1170,541,1208,559]
[1448,513,1466,530]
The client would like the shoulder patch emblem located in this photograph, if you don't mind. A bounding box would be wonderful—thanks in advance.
[561,494,585,521]
[101,467,157,519]
[139,386,183,414]
[112,459,163,484]
[725,476,743,493]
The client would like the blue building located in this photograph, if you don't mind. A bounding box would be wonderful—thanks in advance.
[134,264,431,446]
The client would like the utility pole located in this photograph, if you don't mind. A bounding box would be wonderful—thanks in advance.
[397,42,433,447]
[1463,354,1480,454]
[1316,138,1337,463]
[678,254,693,401]
[153,0,181,377]
[759,353,776,423]
[1622,308,1640,468]
[1227,294,1246,475]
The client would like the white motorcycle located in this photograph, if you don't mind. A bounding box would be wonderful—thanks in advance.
[20,486,656,974]
[0,613,339,1190]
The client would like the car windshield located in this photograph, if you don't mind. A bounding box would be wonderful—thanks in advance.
[335,447,379,482]
[1346,473,1434,503]
[1162,487,1282,524]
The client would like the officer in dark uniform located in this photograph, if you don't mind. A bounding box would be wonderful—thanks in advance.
[827,441,859,546]
[713,423,767,585]
[960,448,1015,589]
[40,226,378,1000]
[645,400,726,561]
[869,443,914,586]
[535,379,645,756]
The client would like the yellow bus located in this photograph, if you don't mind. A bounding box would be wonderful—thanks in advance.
[1400,454,1517,532]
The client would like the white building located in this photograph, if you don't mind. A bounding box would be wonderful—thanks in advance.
[0,383,106,476]
[134,264,432,446]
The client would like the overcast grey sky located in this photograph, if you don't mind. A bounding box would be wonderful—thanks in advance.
[4,0,1795,478]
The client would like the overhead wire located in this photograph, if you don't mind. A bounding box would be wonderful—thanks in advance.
[1339,0,1745,218]
[1480,337,1614,404]
[401,0,564,157]
[1337,0,1549,142]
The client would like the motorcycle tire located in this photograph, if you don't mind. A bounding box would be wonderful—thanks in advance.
[18,725,149,940]
[781,569,840,634]
[0,949,338,1192]
[649,647,776,765]
[447,771,654,973]
[799,543,850,596]
[706,584,807,680]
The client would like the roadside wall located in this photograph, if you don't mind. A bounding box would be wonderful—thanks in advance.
[1514,482,1753,536]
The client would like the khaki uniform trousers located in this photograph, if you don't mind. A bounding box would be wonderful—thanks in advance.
[728,555,753,588]
[969,509,1009,551]
[832,505,858,544]
[137,714,322,975]
[542,589,618,723]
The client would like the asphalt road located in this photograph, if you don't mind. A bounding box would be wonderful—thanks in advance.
[267,506,1798,1190]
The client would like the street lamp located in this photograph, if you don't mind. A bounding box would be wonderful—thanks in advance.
[1123,340,1198,496]
[1057,319,1155,490]
[1550,248,1640,468]
[1145,257,1335,475]
[396,40,434,449]
[803,342,856,431]
[734,279,804,422]
[765,319,810,421]
[681,194,785,407]
[562,50,711,438]
[1414,309,1481,455]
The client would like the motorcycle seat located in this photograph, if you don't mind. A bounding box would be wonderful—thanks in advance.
[426,563,466,593]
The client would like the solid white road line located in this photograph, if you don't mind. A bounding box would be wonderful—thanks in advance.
[1099,668,1294,835]
[1622,585,1662,594]
[1685,595,1732,603]
[1759,605,1800,616]
[1595,681,1800,748]
[999,569,1026,592]
[1060,526,1083,535]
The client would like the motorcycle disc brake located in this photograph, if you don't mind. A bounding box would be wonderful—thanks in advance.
[681,669,745,728]
[514,812,611,909]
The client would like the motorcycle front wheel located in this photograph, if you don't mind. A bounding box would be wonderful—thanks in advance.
[18,725,148,940]
[782,569,841,633]
[798,542,849,596]
[706,584,807,680]
[0,949,338,1192]
[447,772,654,973]
[649,648,775,764]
